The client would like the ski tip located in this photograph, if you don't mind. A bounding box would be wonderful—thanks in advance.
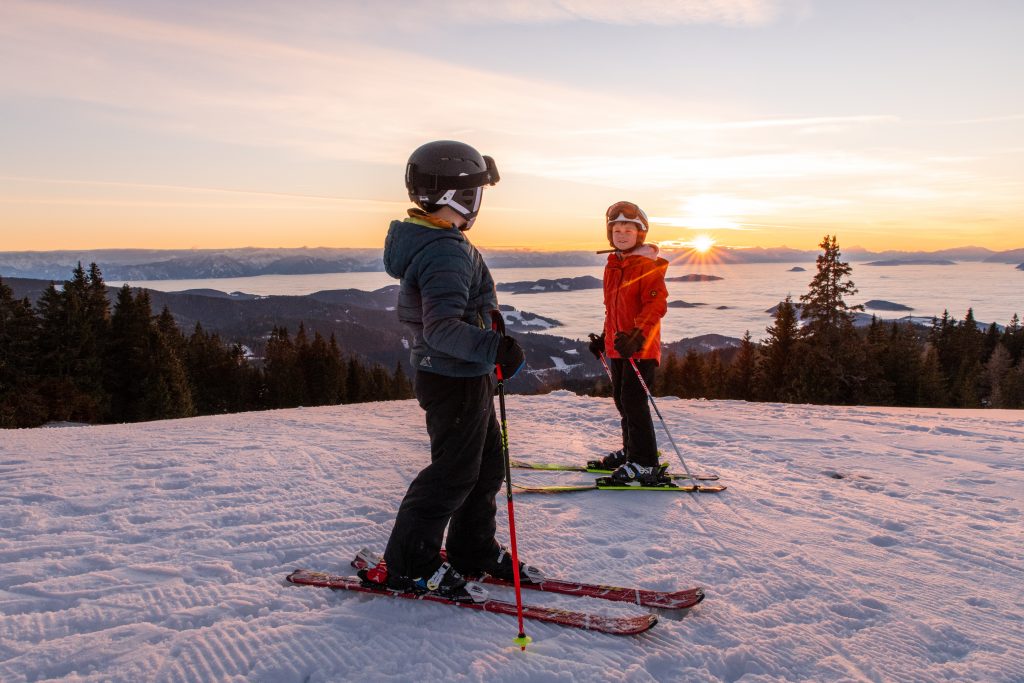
[285,569,316,585]
[640,613,659,633]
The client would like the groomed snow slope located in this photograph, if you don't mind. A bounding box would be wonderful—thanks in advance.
[1,394,1022,682]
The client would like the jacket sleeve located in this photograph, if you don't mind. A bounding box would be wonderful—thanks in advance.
[633,259,668,338]
[417,241,500,363]
[478,261,499,313]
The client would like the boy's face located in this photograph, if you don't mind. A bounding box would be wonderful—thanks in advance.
[610,221,640,250]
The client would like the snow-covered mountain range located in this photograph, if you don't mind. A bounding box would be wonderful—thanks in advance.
[3,246,1023,281]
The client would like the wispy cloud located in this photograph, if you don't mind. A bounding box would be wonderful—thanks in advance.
[467,0,786,26]
[0,0,854,189]
[516,152,914,188]
[565,115,899,136]
[0,175,405,214]
[259,0,791,28]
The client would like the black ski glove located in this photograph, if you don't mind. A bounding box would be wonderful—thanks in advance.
[490,309,506,336]
[495,335,526,379]
[587,332,606,360]
[613,328,645,358]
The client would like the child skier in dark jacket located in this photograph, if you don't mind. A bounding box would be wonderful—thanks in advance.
[588,201,670,486]
[359,140,541,603]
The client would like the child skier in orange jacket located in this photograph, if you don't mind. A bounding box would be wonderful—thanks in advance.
[587,201,670,485]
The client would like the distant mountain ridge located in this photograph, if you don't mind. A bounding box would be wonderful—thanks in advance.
[2,245,1022,281]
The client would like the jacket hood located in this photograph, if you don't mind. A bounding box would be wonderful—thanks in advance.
[383,218,464,279]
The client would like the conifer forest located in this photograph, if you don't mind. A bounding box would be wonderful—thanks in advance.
[2,236,1021,428]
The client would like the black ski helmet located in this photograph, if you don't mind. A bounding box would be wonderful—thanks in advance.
[405,140,499,228]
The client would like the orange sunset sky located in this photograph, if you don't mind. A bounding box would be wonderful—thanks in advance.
[1,1,1022,253]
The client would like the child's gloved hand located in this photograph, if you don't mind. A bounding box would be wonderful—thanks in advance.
[613,328,645,358]
[587,333,606,359]
[495,335,526,379]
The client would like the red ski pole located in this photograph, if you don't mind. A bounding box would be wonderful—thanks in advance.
[494,363,530,649]
[493,324,530,650]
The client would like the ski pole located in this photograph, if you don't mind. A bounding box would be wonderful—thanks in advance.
[627,357,700,485]
[494,339,531,650]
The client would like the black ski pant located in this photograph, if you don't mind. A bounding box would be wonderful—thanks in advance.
[383,370,504,580]
[610,358,659,468]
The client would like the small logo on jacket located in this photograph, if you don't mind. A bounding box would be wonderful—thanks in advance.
[420,356,432,368]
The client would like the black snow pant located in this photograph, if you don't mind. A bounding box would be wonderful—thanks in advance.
[383,370,505,580]
[610,358,659,468]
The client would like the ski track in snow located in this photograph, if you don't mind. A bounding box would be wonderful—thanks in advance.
[1,395,1022,682]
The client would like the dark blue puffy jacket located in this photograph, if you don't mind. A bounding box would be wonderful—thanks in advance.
[383,218,500,377]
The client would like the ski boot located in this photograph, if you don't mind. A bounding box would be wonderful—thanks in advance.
[457,545,545,585]
[604,462,674,487]
[358,560,487,603]
[587,448,627,470]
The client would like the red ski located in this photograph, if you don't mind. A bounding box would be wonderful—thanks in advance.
[286,570,657,636]
[352,549,705,611]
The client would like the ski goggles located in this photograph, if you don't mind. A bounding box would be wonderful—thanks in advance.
[406,155,500,192]
[605,201,648,230]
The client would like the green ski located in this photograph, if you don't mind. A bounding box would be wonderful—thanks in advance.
[512,481,727,494]
[510,460,719,481]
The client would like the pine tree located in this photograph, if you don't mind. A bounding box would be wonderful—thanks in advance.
[656,352,681,396]
[917,346,948,407]
[301,330,344,406]
[186,323,245,414]
[702,350,727,399]
[328,334,347,403]
[859,316,895,405]
[0,277,45,427]
[370,364,392,400]
[999,359,1024,409]
[264,326,305,408]
[982,322,1001,364]
[35,263,111,421]
[1002,313,1023,365]
[105,285,152,422]
[798,235,865,404]
[885,322,925,406]
[392,361,413,399]
[757,296,803,402]
[985,344,1013,408]
[143,292,193,420]
[949,309,985,407]
[678,349,705,399]
[726,331,758,401]
[345,357,364,403]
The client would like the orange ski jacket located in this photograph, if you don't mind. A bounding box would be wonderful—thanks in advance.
[602,244,669,364]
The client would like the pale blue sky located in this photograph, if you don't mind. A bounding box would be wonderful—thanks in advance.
[1,0,1022,251]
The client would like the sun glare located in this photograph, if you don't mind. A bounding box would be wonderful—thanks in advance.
[692,235,716,253]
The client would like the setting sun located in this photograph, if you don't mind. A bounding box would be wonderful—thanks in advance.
[692,235,716,253]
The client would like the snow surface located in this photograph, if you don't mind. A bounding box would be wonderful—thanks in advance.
[1,394,1022,682]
